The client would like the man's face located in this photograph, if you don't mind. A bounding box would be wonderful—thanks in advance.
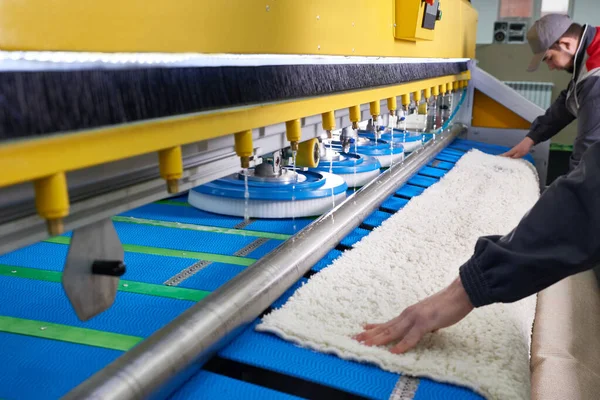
[542,38,578,72]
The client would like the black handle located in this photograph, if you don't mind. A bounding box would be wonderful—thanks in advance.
[92,260,126,277]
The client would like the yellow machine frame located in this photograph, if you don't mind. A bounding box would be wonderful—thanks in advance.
[0,0,477,235]
[0,0,477,57]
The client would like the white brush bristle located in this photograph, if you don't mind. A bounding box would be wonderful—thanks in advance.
[188,191,346,218]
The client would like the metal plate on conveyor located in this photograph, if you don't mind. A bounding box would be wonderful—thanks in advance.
[389,376,420,400]
[62,219,124,321]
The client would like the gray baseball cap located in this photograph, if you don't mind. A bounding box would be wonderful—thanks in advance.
[527,14,574,72]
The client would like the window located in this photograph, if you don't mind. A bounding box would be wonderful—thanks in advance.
[540,0,570,16]
[499,0,533,18]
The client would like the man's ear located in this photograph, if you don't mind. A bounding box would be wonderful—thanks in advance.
[558,37,577,53]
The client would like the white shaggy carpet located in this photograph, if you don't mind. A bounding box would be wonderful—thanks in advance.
[256,149,540,400]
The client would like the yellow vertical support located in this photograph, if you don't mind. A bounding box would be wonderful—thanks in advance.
[424,88,432,99]
[158,146,183,194]
[413,90,422,103]
[234,130,254,168]
[387,97,397,116]
[349,105,361,129]
[432,86,439,97]
[34,172,70,236]
[401,94,411,108]
[322,111,336,135]
[369,100,380,120]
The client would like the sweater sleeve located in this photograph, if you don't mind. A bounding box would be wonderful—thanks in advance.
[459,140,600,307]
[526,88,576,144]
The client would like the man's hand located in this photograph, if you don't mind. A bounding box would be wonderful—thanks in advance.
[353,277,474,354]
[501,137,534,158]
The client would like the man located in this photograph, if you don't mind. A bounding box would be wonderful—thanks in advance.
[354,130,600,355]
[354,15,600,353]
[503,14,600,172]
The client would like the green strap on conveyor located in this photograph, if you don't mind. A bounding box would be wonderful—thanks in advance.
[0,315,141,352]
[44,236,255,266]
[0,265,210,302]
[112,216,291,240]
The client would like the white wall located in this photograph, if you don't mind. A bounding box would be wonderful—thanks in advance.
[472,0,500,44]
[572,0,600,26]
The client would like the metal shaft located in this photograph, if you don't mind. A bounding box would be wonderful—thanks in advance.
[64,124,466,400]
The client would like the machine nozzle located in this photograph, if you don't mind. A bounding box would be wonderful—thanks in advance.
[240,156,251,169]
[234,130,254,169]
[166,179,179,194]
[46,218,64,237]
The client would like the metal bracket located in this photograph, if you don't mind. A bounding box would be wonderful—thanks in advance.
[62,219,125,321]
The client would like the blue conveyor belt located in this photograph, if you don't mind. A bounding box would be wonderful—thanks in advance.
[99,222,258,256]
[408,175,439,188]
[381,197,409,213]
[0,332,123,400]
[244,218,315,235]
[0,138,521,399]
[0,242,198,285]
[122,202,245,228]
[177,263,247,292]
[219,321,400,399]
[311,249,344,273]
[363,210,393,228]
[246,239,285,259]
[340,227,371,248]
[396,184,426,198]
[0,275,194,338]
[170,371,304,400]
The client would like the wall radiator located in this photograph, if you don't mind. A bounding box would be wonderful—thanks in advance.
[502,81,554,110]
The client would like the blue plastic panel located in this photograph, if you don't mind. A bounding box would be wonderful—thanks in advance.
[219,322,399,400]
[311,250,344,272]
[121,203,244,228]
[340,228,370,248]
[169,371,303,400]
[396,184,426,199]
[177,263,247,292]
[435,152,462,163]
[381,197,409,213]
[428,160,455,170]
[418,166,448,179]
[363,210,393,228]
[0,332,123,400]
[439,148,465,156]
[0,275,193,338]
[407,175,438,189]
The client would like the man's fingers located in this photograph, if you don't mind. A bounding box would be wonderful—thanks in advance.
[390,326,425,354]
[353,323,386,342]
[363,316,413,347]
[501,149,515,157]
